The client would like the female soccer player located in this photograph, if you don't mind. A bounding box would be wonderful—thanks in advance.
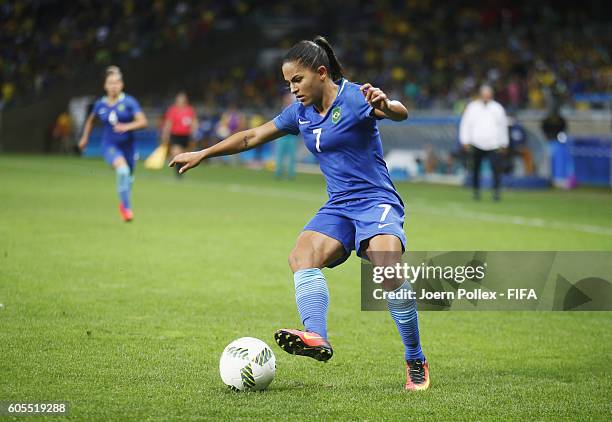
[170,37,430,391]
[79,66,148,222]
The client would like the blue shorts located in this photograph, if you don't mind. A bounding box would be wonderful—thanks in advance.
[303,197,407,268]
[102,141,135,172]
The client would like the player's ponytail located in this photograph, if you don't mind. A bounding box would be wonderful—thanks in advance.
[312,36,343,82]
[283,35,344,82]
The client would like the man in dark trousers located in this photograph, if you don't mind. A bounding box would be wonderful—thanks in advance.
[460,85,509,201]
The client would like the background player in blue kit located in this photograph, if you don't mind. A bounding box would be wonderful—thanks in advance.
[79,66,148,222]
[170,36,429,391]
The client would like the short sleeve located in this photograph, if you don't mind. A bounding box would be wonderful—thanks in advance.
[91,99,102,115]
[273,102,300,135]
[127,96,142,114]
[349,83,382,121]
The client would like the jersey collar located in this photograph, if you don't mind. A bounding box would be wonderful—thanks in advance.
[337,78,347,96]
[102,93,125,105]
[309,79,346,121]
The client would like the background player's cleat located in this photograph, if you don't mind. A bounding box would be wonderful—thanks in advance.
[118,203,133,222]
[274,329,333,362]
[405,359,430,391]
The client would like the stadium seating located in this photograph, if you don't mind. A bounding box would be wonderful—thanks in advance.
[1,1,609,112]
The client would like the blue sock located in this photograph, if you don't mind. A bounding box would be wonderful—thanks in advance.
[116,165,131,209]
[387,280,425,361]
[294,268,329,339]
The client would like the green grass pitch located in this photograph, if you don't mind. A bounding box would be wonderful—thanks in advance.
[1,155,611,420]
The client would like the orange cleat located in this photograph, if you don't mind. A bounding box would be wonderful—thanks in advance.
[274,328,333,362]
[118,203,133,222]
[405,359,430,391]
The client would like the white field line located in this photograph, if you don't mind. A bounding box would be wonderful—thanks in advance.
[196,181,612,237]
[408,201,612,236]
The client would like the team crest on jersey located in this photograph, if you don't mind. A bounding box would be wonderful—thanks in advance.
[118,104,125,112]
[331,106,341,124]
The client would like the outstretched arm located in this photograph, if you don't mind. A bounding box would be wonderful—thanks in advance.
[360,83,408,121]
[169,120,285,174]
[114,112,148,133]
[78,113,96,151]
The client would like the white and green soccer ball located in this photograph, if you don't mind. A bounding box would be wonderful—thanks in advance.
[219,337,276,391]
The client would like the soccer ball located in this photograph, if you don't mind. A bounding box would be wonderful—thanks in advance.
[219,337,276,391]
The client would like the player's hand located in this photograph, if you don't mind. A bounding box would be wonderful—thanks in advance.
[78,137,88,151]
[462,144,471,153]
[359,83,390,112]
[169,151,205,174]
[113,123,130,133]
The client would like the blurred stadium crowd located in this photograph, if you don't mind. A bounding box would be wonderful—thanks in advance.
[1,0,610,111]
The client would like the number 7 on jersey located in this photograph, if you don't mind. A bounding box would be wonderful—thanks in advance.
[313,128,322,153]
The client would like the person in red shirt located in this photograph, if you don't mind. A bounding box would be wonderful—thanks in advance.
[162,92,198,176]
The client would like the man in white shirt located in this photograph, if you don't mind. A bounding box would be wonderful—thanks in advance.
[459,85,509,201]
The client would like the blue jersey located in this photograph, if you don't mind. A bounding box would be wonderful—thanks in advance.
[92,93,142,144]
[273,79,402,206]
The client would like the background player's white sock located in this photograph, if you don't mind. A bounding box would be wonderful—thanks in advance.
[116,165,131,209]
